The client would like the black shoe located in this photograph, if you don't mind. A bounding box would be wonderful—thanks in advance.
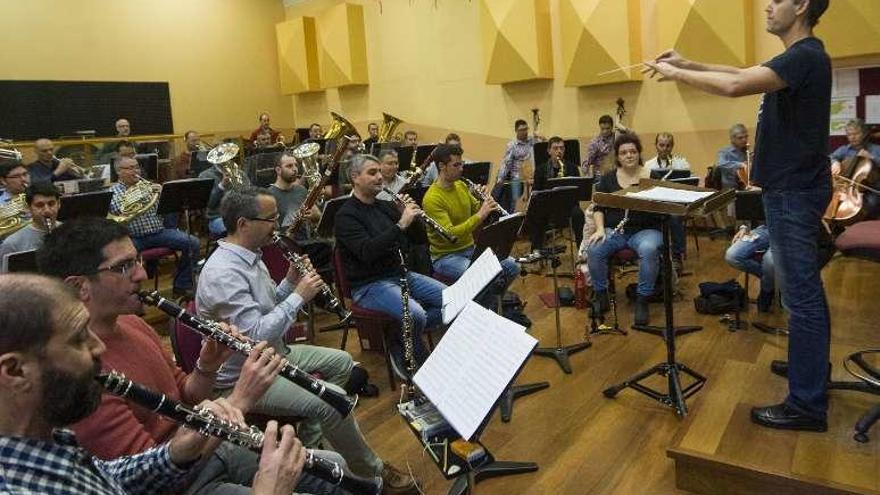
[750,403,827,432]
[634,296,649,326]
[770,359,788,378]
[594,291,610,313]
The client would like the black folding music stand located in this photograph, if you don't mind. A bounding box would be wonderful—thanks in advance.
[597,180,733,416]
[470,214,550,422]
[156,178,215,284]
[316,196,349,239]
[523,186,592,374]
[462,162,491,186]
[415,144,435,166]
[396,146,416,173]
[5,249,37,273]
[57,190,112,221]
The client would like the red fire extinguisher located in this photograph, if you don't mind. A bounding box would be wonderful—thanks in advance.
[574,267,587,309]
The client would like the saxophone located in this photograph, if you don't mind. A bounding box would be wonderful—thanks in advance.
[398,249,418,402]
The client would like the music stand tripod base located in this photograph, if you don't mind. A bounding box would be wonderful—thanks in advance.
[447,461,539,495]
[499,381,550,423]
[631,323,702,337]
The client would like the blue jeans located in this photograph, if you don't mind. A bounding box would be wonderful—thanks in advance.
[132,229,200,290]
[724,225,775,293]
[432,246,520,309]
[763,185,832,420]
[208,217,226,236]
[587,228,663,297]
[507,178,523,214]
[351,273,445,365]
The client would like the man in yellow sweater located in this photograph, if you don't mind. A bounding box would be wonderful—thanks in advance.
[422,144,520,307]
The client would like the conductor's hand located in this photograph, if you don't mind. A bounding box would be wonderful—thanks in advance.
[642,60,678,82]
[653,49,690,68]
[252,421,306,495]
[587,229,606,246]
[294,271,323,303]
[398,202,421,229]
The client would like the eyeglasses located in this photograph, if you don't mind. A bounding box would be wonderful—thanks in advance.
[247,214,279,224]
[97,255,143,277]
[5,172,29,180]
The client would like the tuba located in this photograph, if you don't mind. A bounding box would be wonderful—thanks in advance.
[0,194,28,239]
[207,142,246,187]
[324,112,361,150]
[377,112,403,144]
[108,176,160,223]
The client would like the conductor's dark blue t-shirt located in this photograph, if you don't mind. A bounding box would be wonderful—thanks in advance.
[753,37,831,190]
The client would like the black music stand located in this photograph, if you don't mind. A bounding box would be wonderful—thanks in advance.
[597,180,732,416]
[415,144,435,166]
[5,249,37,273]
[471,214,549,422]
[314,196,357,335]
[157,178,214,285]
[649,169,691,181]
[396,146,416,172]
[462,162,491,186]
[544,177,592,277]
[524,186,592,374]
[57,190,112,221]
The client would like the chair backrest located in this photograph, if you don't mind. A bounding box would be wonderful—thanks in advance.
[332,247,352,299]
[168,299,202,374]
[261,242,291,284]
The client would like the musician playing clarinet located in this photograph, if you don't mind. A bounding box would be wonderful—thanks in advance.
[0,274,310,495]
[335,154,445,381]
[197,187,418,493]
[34,218,337,494]
[422,144,520,308]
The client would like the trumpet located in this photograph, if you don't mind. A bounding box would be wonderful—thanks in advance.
[52,154,94,178]
[97,371,382,495]
[382,187,458,243]
[462,178,509,216]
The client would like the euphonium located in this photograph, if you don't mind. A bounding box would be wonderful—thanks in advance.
[0,142,23,162]
[207,142,246,187]
[291,142,322,188]
[324,112,361,153]
[377,112,403,144]
[0,193,28,239]
[107,176,159,224]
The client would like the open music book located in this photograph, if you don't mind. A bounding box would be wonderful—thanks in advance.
[441,247,502,324]
[625,186,714,204]
[414,301,537,440]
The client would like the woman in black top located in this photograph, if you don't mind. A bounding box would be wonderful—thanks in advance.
[586,133,661,325]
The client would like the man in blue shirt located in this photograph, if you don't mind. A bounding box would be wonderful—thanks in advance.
[715,124,750,190]
[644,0,831,432]
[0,274,307,495]
[830,118,880,175]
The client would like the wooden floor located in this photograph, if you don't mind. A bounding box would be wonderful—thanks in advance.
[146,235,880,494]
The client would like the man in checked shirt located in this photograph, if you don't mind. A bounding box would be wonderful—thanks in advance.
[0,274,306,495]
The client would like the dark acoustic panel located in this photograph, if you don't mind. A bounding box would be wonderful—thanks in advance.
[0,80,173,141]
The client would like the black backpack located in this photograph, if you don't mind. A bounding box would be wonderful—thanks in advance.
[693,279,746,314]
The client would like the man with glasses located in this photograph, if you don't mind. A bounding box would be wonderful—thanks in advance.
[375,148,405,200]
[110,156,200,298]
[1,161,30,204]
[423,144,520,308]
[1,182,62,272]
[198,187,419,494]
[34,217,331,494]
[28,138,79,184]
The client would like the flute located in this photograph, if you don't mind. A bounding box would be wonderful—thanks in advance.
[382,186,458,243]
[138,291,356,417]
[96,371,381,495]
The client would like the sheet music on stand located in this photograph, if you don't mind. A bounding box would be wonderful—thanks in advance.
[441,248,502,324]
[414,301,537,440]
[625,186,714,204]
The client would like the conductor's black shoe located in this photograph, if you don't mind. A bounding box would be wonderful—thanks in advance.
[634,296,650,326]
[750,403,827,432]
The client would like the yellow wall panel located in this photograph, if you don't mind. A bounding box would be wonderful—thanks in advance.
[657,0,754,67]
[276,17,321,95]
[816,0,880,59]
[480,0,553,84]
[317,2,368,88]
[560,0,642,87]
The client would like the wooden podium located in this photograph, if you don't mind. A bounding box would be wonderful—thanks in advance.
[593,179,734,417]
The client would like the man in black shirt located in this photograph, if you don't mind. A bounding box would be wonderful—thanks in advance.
[334,154,445,379]
[644,0,831,432]
[28,139,79,184]
[528,136,586,254]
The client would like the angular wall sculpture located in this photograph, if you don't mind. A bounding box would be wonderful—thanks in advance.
[276,16,321,94]
[317,2,368,88]
[480,0,553,85]
[656,0,754,69]
[816,0,880,59]
[560,0,642,87]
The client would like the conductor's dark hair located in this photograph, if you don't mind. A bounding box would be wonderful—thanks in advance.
[797,0,829,27]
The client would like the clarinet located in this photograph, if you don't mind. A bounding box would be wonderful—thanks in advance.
[382,187,458,243]
[397,250,418,402]
[461,178,510,216]
[138,291,356,418]
[96,371,382,495]
[271,232,351,322]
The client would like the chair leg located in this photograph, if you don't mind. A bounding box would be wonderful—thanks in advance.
[381,330,396,391]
